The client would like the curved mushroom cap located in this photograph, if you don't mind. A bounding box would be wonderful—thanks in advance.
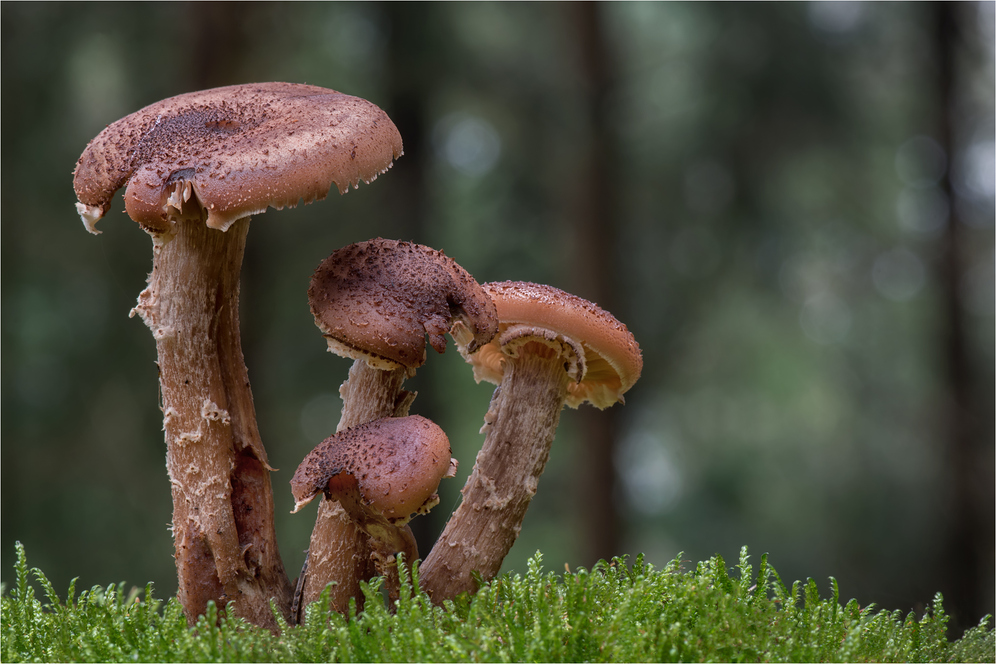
[73,82,403,235]
[462,281,643,409]
[309,238,498,370]
[290,415,455,523]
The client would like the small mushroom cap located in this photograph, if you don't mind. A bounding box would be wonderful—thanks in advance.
[309,238,498,370]
[461,281,643,409]
[73,82,403,234]
[290,415,453,522]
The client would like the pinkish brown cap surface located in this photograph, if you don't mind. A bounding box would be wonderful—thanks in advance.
[462,281,643,409]
[290,415,455,523]
[73,82,403,235]
[308,238,498,370]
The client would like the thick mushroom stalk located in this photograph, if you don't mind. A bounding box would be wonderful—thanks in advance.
[131,215,288,628]
[291,416,456,603]
[418,281,642,602]
[298,238,497,613]
[72,83,403,628]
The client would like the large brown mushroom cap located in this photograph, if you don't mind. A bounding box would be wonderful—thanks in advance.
[290,415,455,523]
[73,82,403,234]
[308,238,498,370]
[462,281,643,409]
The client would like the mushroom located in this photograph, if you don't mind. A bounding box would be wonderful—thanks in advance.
[296,238,497,613]
[418,281,642,602]
[291,415,457,603]
[310,238,498,433]
[72,82,403,628]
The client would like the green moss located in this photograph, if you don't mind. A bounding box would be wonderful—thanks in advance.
[2,542,992,663]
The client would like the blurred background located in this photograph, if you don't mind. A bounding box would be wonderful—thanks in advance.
[2,1,993,634]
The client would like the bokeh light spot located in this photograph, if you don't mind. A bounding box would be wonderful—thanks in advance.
[895,135,947,189]
[433,112,502,177]
[896,186,949,236]
[872,247,926,303]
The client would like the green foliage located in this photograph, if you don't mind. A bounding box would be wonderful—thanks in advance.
[2,543,992,663]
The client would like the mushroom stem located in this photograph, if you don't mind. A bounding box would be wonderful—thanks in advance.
[418,340,572,601]
[132,216,291,628]
[339,361,416,430]
[298,360,413,613]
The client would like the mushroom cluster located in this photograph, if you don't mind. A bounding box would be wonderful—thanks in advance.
[72,83,402,629]
[74,82,642,627]
[294,238,496,613]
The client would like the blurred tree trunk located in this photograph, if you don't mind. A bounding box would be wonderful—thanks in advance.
[383,2,431,244]
[566,1,624,566]
[189,1,262,351]
[933,1,993,634]
[185,2,253,91]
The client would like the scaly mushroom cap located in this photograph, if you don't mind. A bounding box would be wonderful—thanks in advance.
[290,415,456,523]
[461,281,643,409]
[308,238,498,370]
[73,82,403,235]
